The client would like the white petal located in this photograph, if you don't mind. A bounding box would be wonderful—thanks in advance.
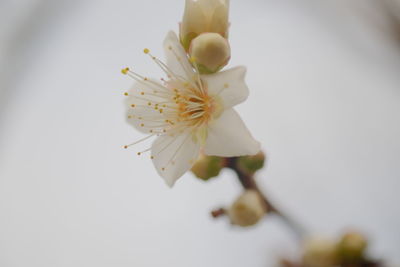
[151,131,200,187]
[163,31,194,81]
[182,0,208,35]
[204,108,260,157]
[202,66,249,108]
[199,0,229,16]
[125,80,167,134]
[208,1,229,35]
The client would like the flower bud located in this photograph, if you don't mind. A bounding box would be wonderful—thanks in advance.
[189,33,230,74]
[228,190,266,227]
[180,0,230,51]
[237,151,266,175]
[337,232,368,263]
[302,238,338,267]
[191,154,224,181]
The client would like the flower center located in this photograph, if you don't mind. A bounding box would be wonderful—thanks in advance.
[177,92,213,124]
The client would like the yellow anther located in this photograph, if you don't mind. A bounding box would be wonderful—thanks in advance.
[140,123,144,127]
[151,156,154,159]
[131,104,135,108]
[140,92,144,95]
[159,109,163,113]
[189,56,196,63]
[143,48,150,54]
[121,67,129,75]
[144,77,148,81]
[148,102,151,106]
[162,104,166,107]
[161,167,165,171]
[137,152,141,155]
[224,83,229,88]
[124,92,129,96]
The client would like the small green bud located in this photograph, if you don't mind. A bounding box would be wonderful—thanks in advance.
[191,154,224,181]
[337,232,368,263]
[228,190,266,227]
[237,151,266,175]
[189,33,230,74]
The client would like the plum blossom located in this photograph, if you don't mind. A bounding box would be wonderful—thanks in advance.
[123,31,259,186]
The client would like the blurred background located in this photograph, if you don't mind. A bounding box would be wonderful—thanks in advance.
[0,0,399,266]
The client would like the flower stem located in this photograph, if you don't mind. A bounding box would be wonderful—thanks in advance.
[225,157,308,240]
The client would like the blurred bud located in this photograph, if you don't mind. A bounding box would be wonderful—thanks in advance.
[180,0,230,51]
[237,151,266,175]
[189,33,230,74]
[191,154,224,180]
[337,231,368,263]
[228,190,266,227]
[302,238,338,267]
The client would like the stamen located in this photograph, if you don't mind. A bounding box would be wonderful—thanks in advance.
[124,133,156,149]
[121,67,129,75]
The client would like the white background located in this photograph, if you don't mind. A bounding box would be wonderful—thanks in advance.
[0,0,399,266]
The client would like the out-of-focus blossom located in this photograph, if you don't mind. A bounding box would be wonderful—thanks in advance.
[302,238,338,267]
[124,31,259,186]
[228,190,266,226]
[337,231,368,263]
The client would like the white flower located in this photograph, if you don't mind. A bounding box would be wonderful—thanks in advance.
[123,31,260,187]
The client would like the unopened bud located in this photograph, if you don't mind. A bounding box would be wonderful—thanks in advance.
[302,238,338,267]
[228,190,266,227]
[337,232,368,263]
[189,33,230,74]
[191,154,224,181]
[180,0,230,51]
[237,151,266,175]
